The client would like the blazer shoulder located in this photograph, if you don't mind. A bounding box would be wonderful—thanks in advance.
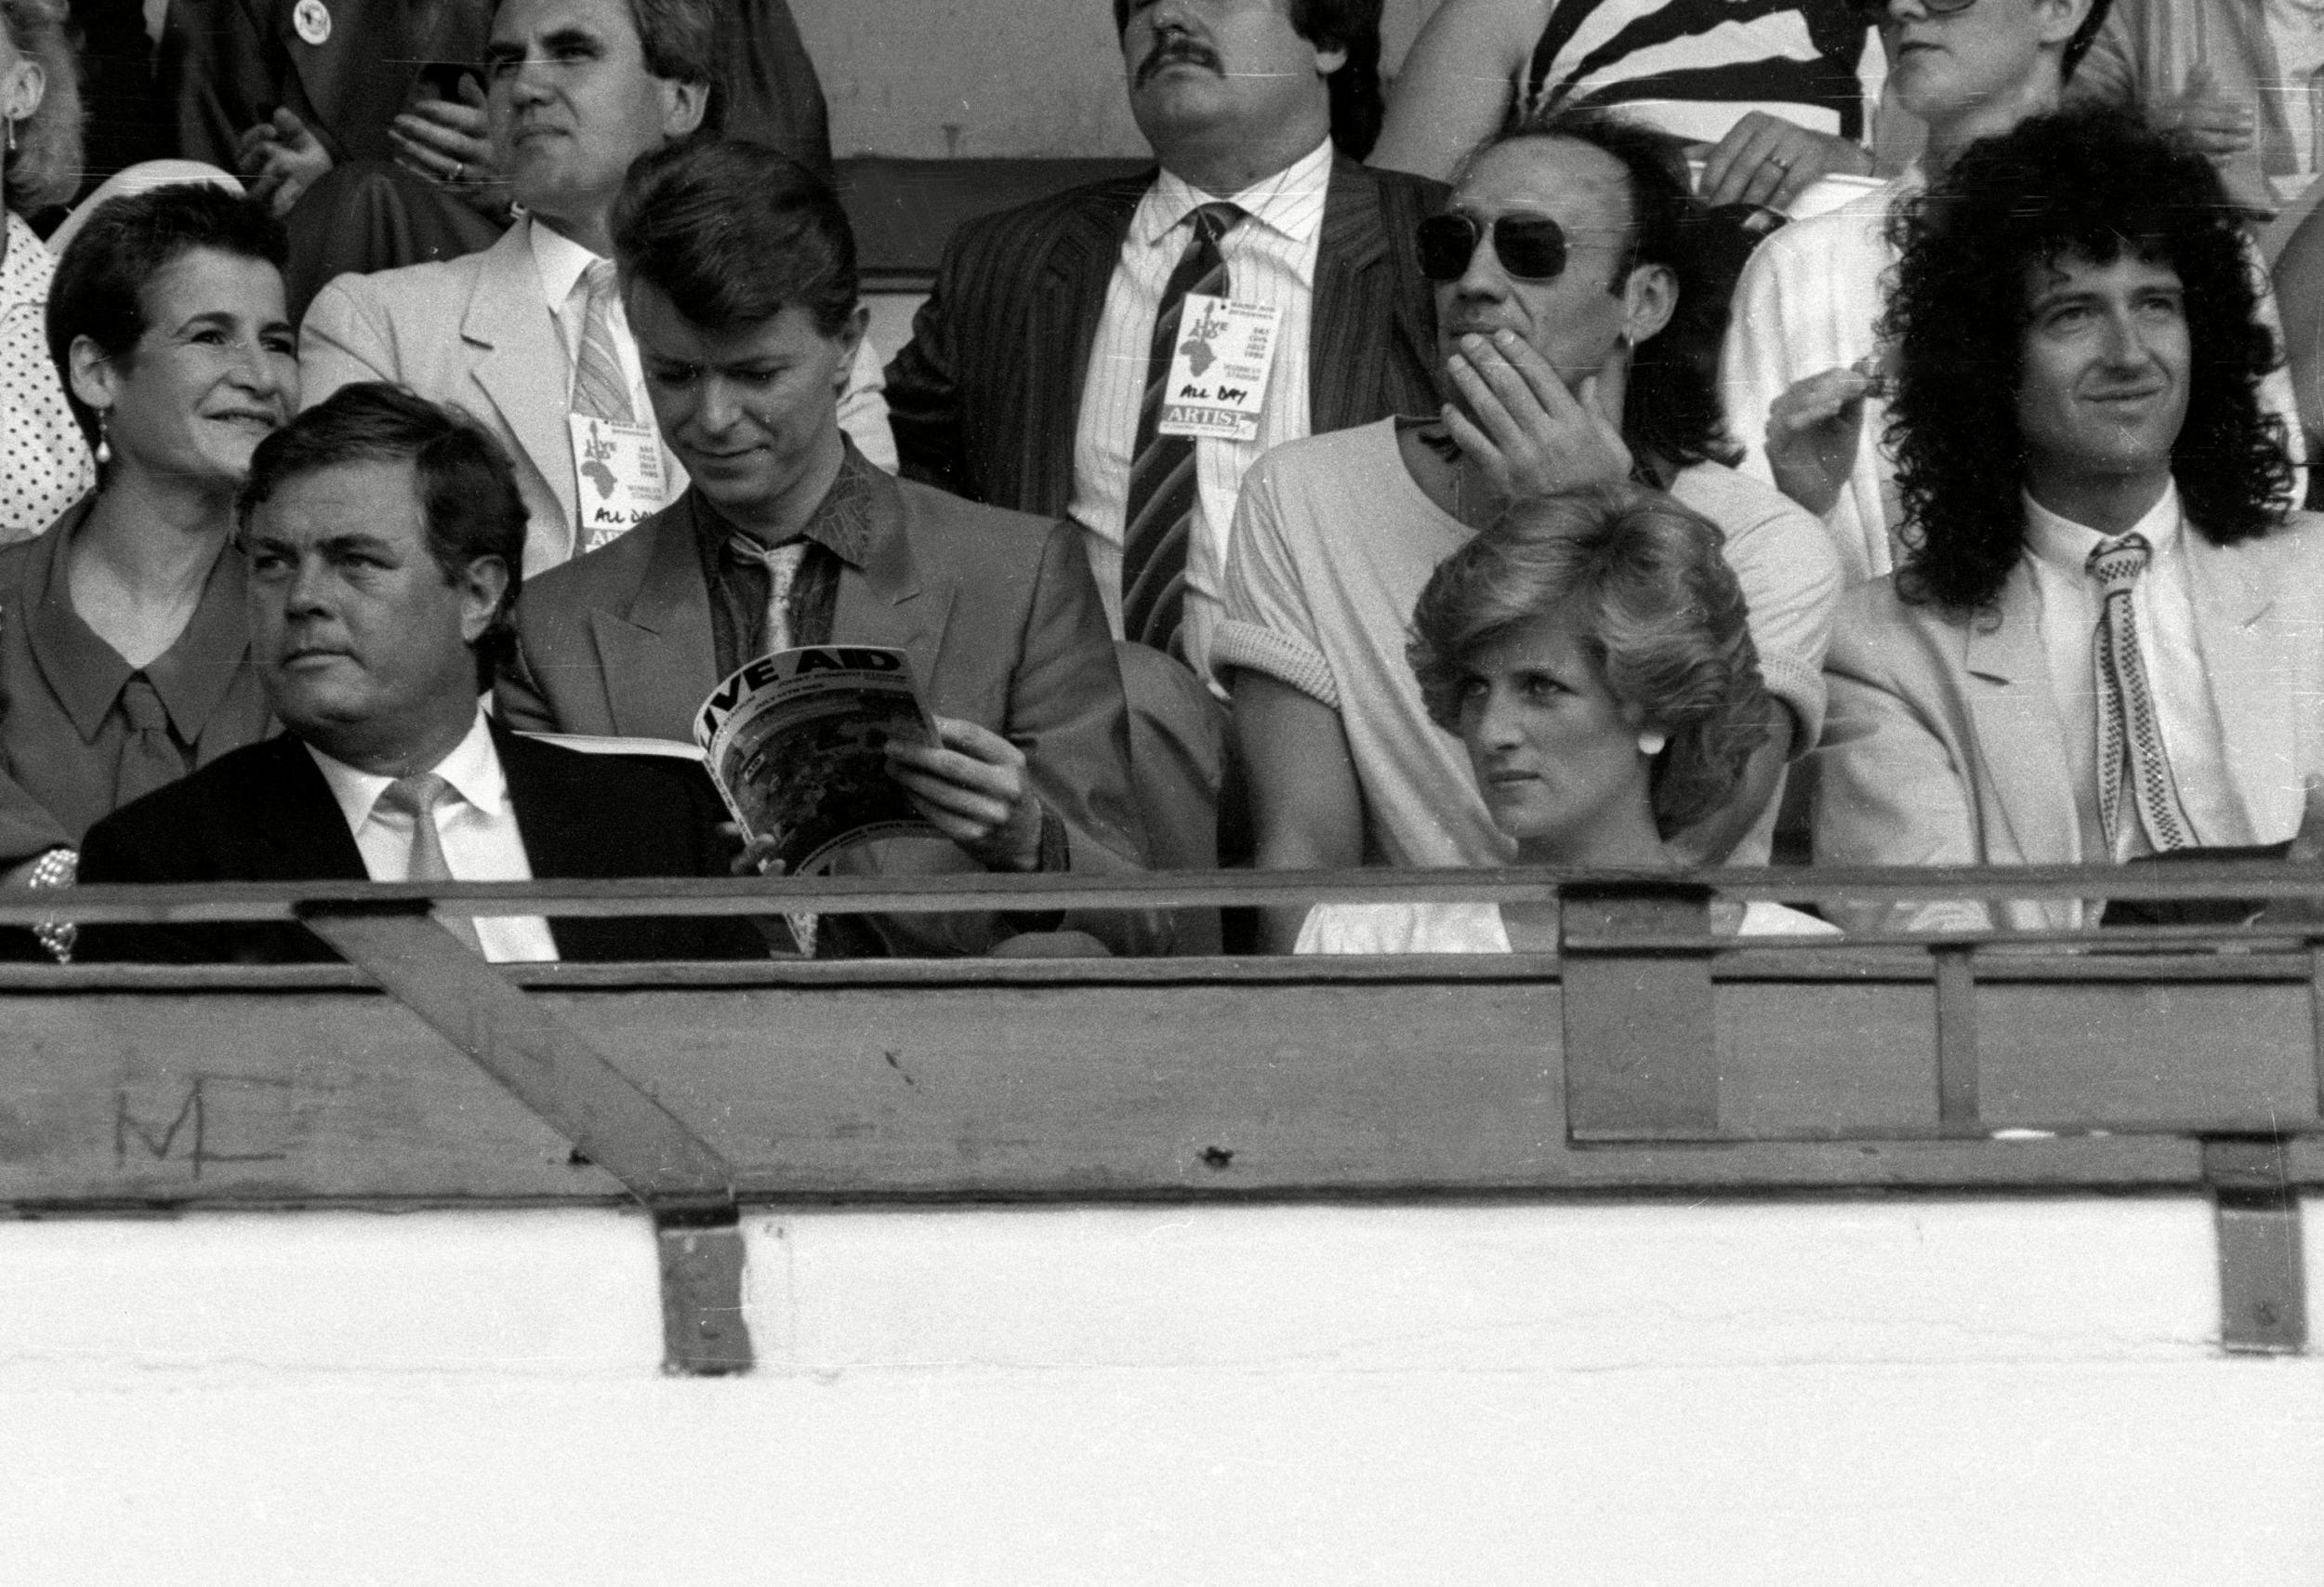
[309,247,492,320]
[79,734,312,879]
[1353,161,1449,215]
[940,172,1153,260]
[892,475,1060,552]
[517,507,680,619]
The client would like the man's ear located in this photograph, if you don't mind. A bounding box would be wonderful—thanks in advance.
[1620,262,1678,349]
[830,303,869,401]
[458,555,512,646]
[2031,0,2093,53]
[659,76,710,143]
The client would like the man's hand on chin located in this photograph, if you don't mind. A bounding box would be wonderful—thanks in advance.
[886,717,1047,873]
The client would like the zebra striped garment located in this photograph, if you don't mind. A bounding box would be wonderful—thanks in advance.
[1520,0,1875,146]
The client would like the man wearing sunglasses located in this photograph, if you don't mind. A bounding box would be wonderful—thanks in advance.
[881,0,1444,907]
[1209,109,1842,951]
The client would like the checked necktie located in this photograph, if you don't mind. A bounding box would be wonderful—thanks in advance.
[375,773,486,957]
[1120,199,1244,657]
[2088,533,2193,856]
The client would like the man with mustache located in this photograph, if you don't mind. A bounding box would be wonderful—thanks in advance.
[882,0,1442,906]
[297,0,891,581]
[1815,109,2324,932]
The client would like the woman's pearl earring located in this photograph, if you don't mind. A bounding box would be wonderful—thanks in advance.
[94,411,111,468]
[1638,728,1668,757]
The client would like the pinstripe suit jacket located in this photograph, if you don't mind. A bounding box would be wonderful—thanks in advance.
[883,156,1446,515]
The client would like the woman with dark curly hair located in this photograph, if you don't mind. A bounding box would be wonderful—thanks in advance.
[1816,105,2324,934]
[1299,484,1834,953]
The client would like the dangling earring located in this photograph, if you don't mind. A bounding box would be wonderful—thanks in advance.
[1638,728,1668,757]
[94,410,111,467]
[4,117,16,155]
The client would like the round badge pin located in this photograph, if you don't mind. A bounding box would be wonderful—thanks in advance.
[292,0,332,46]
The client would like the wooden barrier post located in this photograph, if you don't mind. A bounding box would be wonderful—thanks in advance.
[1560,881,1718,1140]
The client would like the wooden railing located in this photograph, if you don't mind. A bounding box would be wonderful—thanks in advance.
[5,862,2317,1369]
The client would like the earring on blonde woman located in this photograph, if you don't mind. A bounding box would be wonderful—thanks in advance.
[1638,728,1668,757]
[4,118,16,155]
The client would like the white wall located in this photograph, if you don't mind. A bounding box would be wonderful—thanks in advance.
[4,1198,2321,1582]
[795,0,1441,158]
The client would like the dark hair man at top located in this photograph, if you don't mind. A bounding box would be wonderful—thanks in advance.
[496,139,1163,959]
[1814,108,2324,934]
[880,0,1443,882]
[297,0,891,580]
[77,382,761,964]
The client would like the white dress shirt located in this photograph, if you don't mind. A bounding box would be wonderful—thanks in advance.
[307,710,559,963]
[2022,483,2253,862]
[1069,138,1330,680]
[526,217,898,520]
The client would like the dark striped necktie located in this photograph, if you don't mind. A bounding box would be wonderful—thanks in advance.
[2088,532,2192,855]
[1121,199,1244,656]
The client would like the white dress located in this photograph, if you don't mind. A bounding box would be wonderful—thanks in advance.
[1296,898,1842,954]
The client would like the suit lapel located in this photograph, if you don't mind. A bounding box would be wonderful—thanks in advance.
[1310,157,1395,435]
[241,736,368,879]
[1962,567,2078,865]
[831,477,955,690]
[2188,532,2297,837]
[463,228,579,549]
[1026,177,1146,516]
[589,509,722,739]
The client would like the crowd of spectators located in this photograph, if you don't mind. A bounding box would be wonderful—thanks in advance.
[0,0,2317,963]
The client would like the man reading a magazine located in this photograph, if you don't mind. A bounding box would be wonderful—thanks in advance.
[496,139,1163,958]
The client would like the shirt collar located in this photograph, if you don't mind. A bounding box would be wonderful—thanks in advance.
[27,496,257,746]
[2023,481,2185,577]
[1138,136,1334,248]
[307,708,505,832]
[526,215,603,311]
[694,437,881,568]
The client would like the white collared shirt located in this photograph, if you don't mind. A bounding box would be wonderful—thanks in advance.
[2022,482,2253,861]
[307,710,560,963]
[1071,138,1330,681]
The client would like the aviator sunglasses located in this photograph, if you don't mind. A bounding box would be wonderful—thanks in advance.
[1415,212,1570,283]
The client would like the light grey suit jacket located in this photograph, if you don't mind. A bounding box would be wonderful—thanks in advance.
[297,223,891,577]
[1814,511,2324,931]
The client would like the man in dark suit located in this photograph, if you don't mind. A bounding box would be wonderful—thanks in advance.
[495,139,1165,959]
[881,0,1444,883]
[79,382,761,965]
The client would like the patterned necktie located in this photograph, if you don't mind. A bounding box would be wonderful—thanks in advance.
[571,258,636,424]
[374,773,486,956]
[726,533,811,658]
[718,531,818,957]
[1121,199,1243,657]
[114,676,184,806]
[2088,533,2193,855]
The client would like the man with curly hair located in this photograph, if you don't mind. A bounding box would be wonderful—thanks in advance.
[1813,107,2324,932]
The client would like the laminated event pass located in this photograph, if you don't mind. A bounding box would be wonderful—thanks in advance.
[1156,295,1281,443]
[569,413,665,554]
